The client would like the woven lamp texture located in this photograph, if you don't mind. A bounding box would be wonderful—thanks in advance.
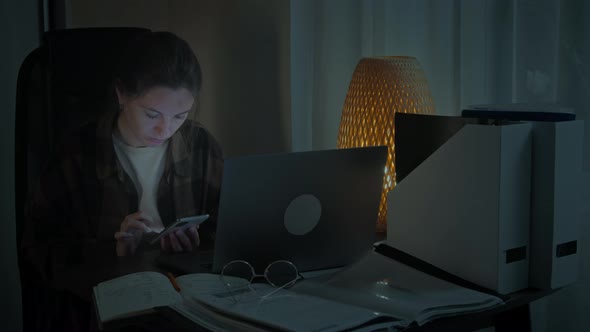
[337,56,435,232]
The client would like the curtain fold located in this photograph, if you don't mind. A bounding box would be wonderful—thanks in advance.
[291,1,590,331]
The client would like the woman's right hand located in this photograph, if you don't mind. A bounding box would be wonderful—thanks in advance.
[114,211,153,256]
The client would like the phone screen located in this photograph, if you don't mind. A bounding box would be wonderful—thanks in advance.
[149,214,209,245]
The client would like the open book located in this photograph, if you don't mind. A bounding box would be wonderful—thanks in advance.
[93,248,504,331]
[93,270,405,331]
[92,271,181,329]
[291,249,504,326]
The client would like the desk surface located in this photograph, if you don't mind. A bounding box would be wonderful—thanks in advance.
[90,247,556,332]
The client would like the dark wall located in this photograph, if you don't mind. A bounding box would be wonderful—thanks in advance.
[67,0,292,157]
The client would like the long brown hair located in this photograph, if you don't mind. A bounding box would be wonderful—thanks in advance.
[115,31,202,105]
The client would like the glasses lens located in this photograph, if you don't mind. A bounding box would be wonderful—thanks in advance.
[221,261,253,289]
[265,261,298,287]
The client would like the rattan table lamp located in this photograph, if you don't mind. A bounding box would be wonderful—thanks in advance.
[337,56,435,232]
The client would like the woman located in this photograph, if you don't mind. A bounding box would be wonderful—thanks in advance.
[22,31,223,330]
[109,30,223,256]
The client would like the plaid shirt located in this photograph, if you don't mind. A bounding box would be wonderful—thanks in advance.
[22,109,223,289]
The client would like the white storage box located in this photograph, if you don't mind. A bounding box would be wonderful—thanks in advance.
[529,120,584,290]
[387,122,532,295]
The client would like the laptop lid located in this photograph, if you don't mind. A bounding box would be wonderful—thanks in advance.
[211,146,387,273]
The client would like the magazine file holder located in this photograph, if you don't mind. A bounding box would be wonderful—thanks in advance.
[387,122,532,295]
[529,120,583,290]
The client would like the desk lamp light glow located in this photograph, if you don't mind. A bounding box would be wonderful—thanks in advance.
[337,56,435,232]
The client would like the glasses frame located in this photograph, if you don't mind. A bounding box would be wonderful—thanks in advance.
[220,259,302,303]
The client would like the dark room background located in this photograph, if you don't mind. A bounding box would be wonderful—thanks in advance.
[2,1,589,331]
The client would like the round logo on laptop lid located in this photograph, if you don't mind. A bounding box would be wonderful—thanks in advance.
[283,194,322,235]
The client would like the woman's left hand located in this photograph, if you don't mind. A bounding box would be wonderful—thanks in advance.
[160,224,200,253]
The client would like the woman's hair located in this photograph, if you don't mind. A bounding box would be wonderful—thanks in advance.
[115,31,202,99]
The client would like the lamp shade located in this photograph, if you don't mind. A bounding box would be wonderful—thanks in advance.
[337,56,435,232]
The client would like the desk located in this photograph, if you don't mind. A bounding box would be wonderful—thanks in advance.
[93,247,556,332]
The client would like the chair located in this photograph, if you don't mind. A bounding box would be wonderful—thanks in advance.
[15,27,151,332]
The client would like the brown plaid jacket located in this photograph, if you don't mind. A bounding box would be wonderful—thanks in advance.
[22,109,224,290]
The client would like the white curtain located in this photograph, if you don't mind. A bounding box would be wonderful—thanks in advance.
[291,0,590,331]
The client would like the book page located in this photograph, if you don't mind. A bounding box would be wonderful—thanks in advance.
[94,271,182,322]
[172,273,404,331]
[175,273,229,296]
[171,299,272,332]
[291,251,503,325]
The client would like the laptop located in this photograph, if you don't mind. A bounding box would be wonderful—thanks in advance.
[211,146,387,273]
[155,146,387,275]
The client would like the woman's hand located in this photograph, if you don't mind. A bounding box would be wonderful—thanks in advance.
[114,211,153,256]
[160,224,200,253]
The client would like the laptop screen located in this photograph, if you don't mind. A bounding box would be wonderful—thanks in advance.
[211,146,387,273]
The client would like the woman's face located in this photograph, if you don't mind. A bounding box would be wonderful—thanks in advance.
[116,86,194,147]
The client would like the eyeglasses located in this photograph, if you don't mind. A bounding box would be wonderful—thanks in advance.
[220,260,302,303]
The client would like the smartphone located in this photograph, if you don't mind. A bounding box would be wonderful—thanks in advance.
[149,214,209,245]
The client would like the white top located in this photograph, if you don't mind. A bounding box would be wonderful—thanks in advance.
[113,134,168,232]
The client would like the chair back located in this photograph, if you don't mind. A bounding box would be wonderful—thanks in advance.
[14,27,151,332]
[15,27,150,248]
